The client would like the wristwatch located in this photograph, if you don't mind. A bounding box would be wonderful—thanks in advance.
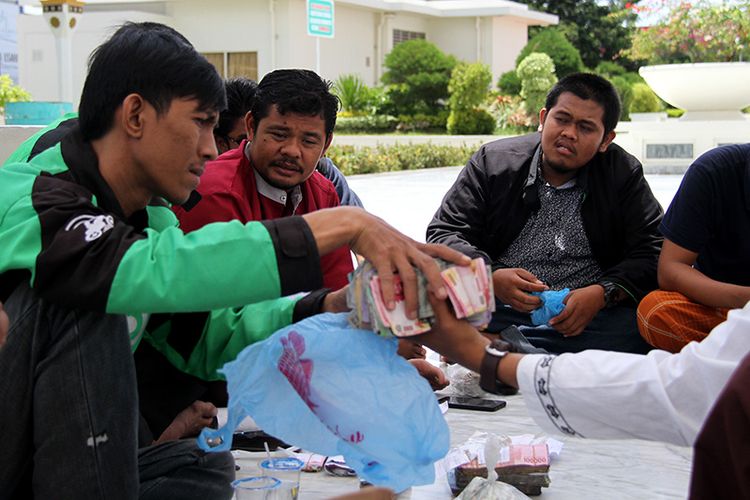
[479,339,518,395]
[598,280,619,309]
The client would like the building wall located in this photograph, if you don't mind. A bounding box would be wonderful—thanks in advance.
[17,10,171,106]
[428,17,480,64]
[168,0,271,76]
[14,2,532,105]
[491,16,527,81]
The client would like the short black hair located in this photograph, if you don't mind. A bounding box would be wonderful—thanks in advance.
[545,73,621,135]
[214,77,257,138]
[251,69,339,138]
[79,22,226,141]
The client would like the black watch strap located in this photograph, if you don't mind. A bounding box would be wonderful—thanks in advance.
[479,339,518,396]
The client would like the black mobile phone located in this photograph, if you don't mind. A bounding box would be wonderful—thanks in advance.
[436,394,450,405]
[448,396,506,412]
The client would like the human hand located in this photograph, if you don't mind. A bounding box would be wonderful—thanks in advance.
[348,213,470,319]
[415,292,489,373]
[549,285,605,337]
[397,339,426,359]
[156,400,218,443]
[492,268,548,313]
[408,358,449,390]
[322,286,350,313]
[304,208,471,320]
[0,301,8,348]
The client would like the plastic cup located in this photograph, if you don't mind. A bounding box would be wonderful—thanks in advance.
[260,457,303,500]
[232,476,283,500]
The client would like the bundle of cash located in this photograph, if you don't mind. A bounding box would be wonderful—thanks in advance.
[451,444,551,496]
[346,258,495,338]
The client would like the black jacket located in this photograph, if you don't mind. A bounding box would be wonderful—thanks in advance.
[427,133,663,302]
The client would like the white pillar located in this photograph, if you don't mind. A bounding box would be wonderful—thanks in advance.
[41,1,83,103]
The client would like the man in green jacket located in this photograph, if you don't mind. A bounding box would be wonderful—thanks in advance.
[0,22,462,499]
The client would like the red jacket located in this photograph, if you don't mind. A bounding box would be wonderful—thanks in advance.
[174,142,353,289]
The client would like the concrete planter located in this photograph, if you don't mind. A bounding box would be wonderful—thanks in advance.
[4,101,73,125]
[639,62,750,120]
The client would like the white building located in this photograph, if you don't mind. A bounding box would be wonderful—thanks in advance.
[14,0,556,106]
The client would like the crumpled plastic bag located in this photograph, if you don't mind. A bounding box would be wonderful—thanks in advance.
[197,312,449,492]
[445,362,485,397]
[529,289,570,326]
[456,435,530,500]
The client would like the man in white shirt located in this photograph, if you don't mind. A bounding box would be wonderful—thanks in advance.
[419,296,750,446]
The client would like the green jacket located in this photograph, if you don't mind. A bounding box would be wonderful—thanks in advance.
[0,121,326,380]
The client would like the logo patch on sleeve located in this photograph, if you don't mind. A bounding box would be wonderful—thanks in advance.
[65,214,115,242]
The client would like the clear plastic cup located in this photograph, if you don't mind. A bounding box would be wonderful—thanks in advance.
[259,457,304,500]
[232,475,283,500]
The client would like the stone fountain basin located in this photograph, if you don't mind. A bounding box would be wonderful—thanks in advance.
[640,62,750,112]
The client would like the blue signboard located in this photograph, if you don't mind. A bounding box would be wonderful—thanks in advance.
[307,0,334,38]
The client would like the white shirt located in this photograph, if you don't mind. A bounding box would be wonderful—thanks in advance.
[516,301,750,446]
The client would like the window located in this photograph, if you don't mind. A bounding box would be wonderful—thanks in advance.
[201,52,258,80]
[393,29,426,46]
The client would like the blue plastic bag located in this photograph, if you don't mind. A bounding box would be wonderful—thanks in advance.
[530,288,570,326]
[198,313,449,492]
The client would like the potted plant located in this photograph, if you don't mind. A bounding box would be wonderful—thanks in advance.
[0,74,31,125]
[625,1,750,118]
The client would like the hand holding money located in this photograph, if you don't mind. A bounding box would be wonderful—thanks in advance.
[303,207,470,319]
[347,257,496,341]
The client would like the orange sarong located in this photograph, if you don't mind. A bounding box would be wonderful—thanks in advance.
[637,290,729,353]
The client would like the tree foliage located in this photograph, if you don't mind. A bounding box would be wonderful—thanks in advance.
[625,1,750,64]
[515,0,642,69]
[381,40,457,115]
[516,28,583,78]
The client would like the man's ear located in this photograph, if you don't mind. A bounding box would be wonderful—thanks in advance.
[599,130,616,153]
[321,133,334,157]
[538,108,548,131]
[244,112,256,141]
[121,93,147,139]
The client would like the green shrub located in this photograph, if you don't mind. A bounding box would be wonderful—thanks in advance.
[497,70,521,95]
[333,74,372,114]
[327,143,477,175]
[620,72,645,85]
[396,112,448,132]
[448,62,492,112]
[666,108,685,118]
[516,28,584,78]
[334,115,398,133]
[516,53,557,119]
[0,74,31,111]
[630,83,662,113]
[488,94,534,134]
[594,61,626,78]
[610,76,633,122]
[447,108,496,135]
[381,39,457,115]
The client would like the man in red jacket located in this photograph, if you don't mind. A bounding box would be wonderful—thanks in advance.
[174,68,352,289]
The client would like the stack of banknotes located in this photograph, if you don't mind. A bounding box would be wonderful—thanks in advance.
[451,443,551,496]
[346,258,495,338]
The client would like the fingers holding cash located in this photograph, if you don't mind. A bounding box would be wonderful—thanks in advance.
[303,207,470,319]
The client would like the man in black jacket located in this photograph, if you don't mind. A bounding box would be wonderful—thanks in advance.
[428,73,662,354]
